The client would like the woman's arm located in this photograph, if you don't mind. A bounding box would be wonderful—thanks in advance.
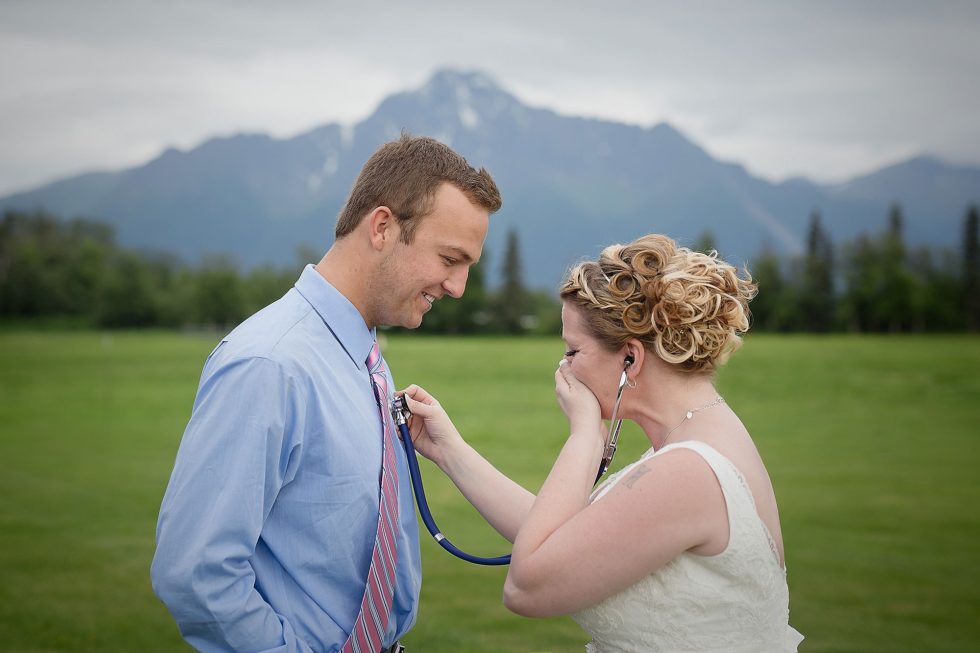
[502,364,728,617]
[508,361,605,553]
[400,385,535,542]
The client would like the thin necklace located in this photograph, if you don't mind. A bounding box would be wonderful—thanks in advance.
[659,396,726,449]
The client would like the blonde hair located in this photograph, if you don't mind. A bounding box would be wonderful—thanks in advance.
[559,234,757,374]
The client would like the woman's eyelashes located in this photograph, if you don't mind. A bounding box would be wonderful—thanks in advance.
[564,349,579,358]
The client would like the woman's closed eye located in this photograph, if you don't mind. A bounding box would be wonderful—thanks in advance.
[564,349,579,358]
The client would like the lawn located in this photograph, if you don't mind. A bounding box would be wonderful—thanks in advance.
[1,332,978,652]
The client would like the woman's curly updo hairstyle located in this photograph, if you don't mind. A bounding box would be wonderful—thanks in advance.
[559,234,757,374]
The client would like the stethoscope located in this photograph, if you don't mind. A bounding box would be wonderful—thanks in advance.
[593,354,634,484]
[391,396,512,565]
[389,355,634,566]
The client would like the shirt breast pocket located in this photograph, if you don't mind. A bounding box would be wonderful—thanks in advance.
[272,471,377,563]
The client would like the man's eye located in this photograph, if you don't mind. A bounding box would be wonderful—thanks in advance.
[442,256,458,266]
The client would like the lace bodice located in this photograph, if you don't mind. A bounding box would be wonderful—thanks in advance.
[571,441,803,653]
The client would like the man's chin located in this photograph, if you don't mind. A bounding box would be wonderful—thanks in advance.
[414,302,436,327]
[392,302,431,329]
[402,311,425,330]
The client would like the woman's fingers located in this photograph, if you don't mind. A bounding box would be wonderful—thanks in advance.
[558,360,575,381]
[398,384,437,405]
[556,360,582,391]
[398,385,445,420]
[403,393,438,417]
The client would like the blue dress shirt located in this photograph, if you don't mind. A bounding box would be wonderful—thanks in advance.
[152,265,422,653]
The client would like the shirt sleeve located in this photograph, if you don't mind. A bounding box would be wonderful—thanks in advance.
[151,353,313,653]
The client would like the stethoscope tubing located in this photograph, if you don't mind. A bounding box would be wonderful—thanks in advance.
[395,418,512,565]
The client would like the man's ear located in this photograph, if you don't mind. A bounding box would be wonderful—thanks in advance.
[366,206,398,251]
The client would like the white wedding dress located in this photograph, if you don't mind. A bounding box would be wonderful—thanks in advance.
[571,441,804,653]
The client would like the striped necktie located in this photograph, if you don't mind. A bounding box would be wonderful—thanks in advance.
[342,341,400,653]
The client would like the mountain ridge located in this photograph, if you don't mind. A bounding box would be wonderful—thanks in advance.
[3,69,978,289]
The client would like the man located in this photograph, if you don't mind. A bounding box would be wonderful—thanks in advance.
[151,135,501,652]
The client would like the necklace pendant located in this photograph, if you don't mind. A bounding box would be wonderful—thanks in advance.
[686,411,693,419]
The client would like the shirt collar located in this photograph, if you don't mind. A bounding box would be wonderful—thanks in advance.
[294,264,375,370]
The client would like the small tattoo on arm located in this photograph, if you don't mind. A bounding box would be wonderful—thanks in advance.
[624,465,651,489]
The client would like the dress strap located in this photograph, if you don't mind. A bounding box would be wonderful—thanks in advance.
[656,441,780,565]
[659,441,753,506]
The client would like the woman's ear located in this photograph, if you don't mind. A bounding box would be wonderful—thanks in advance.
[624,340,645,379]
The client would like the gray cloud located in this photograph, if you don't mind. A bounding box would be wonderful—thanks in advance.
[2,0,978,194]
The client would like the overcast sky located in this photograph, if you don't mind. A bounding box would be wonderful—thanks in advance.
[2,0,979,196]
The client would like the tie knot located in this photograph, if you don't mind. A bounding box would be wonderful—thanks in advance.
[366,340,382,372]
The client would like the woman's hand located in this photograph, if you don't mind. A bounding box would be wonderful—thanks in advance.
[555,360,602,434]
[397,384,465,469]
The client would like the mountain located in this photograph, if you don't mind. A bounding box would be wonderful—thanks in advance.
[3,69,978,290]
[826,155,980,246]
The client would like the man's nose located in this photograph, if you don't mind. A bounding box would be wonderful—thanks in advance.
[443,267,469,299]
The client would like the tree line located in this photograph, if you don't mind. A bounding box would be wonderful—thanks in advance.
[0,210,559,334]
[1,206,977,333]
[743,204,978,333]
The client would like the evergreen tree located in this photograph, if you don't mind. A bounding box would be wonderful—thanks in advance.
[965,205,979,331]
[748,246,787,331]
[840,234,879,332]
[693,230,717,255]
[525,288,563,335]
[908,246,961,331]
[495,228,528,333]
[798,211,836,331]
[420,253,490,334]
[0,210,113,319]
[96,251,160,327]
[192,255,247,328]
[877,203,914,331]
[454,255,491,333]
[245,264,300,316]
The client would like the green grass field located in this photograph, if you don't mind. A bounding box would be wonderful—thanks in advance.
[1,331,978,652]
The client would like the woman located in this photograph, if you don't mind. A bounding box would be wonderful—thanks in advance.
[401,234,803,652]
